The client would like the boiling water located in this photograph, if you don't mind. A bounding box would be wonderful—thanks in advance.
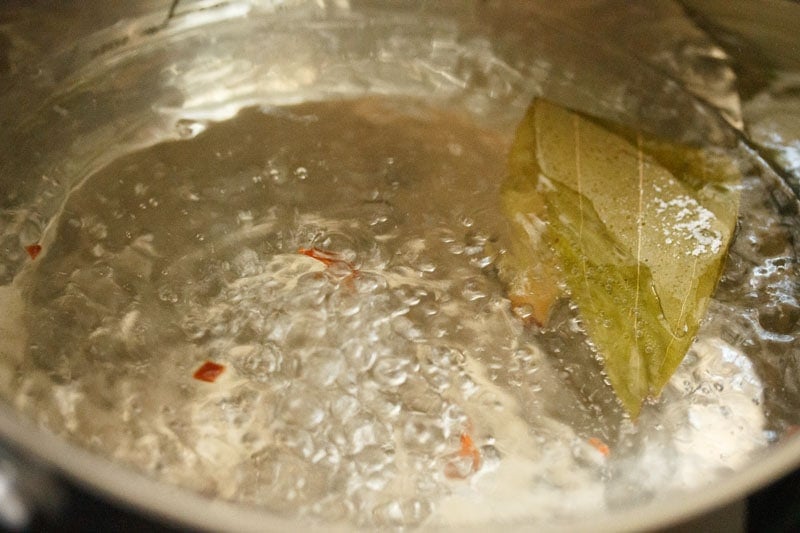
[1,2,800,530]
[1,95,797,527]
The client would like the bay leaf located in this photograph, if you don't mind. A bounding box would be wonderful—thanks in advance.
[500,99,741,417]
[497,108,561,325]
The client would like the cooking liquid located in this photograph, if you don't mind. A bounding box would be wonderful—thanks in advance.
[0,3,799,529]
[0,96,797,528]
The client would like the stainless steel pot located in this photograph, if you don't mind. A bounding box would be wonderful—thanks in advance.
[1,1,799,530]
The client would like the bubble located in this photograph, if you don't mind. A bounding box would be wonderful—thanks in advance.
[85,220,109,240]
[157,285,180,303]
[372,357,408,387]
[446,242,465,255]
[393,286,422,307]
[331,394,360,422]
[417,262,436,273]
[421,365,451,393]
[424,346,466,369]
[181,315,208,340]
[358,385,402,421]
[353,272,387,294]
[461,277,488,301]
[269,168,284,184]
[281,393,326,430]
[304,348,344,388]
[275,427,316,459]
[284,312,328,346]
[328,290,361,317]
[342,341,377,373]
[344,417,380,454]
[294,166,309,180]
[480,444,501,470]
[354,445,392,475]
[758,302,800,335]
[512,304,534,321]
[175,119,207,138]
[372,498,432,528]
[403,415,445,452]
[391,315,421,340]
[230,248,262,277]
[234,343,282,383]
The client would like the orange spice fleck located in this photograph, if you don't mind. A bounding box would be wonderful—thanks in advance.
[588,437,610,457]
[445,432,482,479]
[193,361,225,383]
[459,432,482,470]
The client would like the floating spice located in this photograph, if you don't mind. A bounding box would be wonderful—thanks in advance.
[499,98,741,417]
[298,247,359,279]
[193,361,225,383]
[25,244,42,260]
[444,432,482,479]
[588,437,610,457]
[299,247,342,267]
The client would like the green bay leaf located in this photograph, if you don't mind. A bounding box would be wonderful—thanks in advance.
[500,99,741,417]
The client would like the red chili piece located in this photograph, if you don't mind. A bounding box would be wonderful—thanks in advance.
[298,247,346,267]
[298,247,359,280]
[193,361,225,383]
[25,244,42,260]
